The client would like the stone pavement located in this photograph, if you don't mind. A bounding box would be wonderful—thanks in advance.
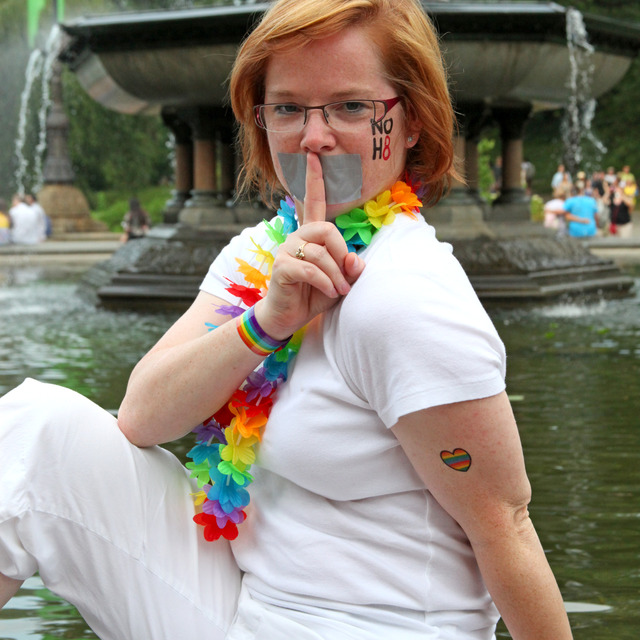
[0,232,122,266]
[1,227,640,268]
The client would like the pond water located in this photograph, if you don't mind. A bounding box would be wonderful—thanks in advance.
[0,262,639,640]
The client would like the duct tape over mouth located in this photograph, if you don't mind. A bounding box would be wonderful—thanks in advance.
[278,153,362,205]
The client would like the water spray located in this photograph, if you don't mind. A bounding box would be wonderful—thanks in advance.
[561,8,607,177]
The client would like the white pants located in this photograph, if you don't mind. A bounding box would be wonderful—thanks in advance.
[0,379,497,640]
[0,379,242,639]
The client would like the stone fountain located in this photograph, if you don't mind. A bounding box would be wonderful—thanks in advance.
[58,1,640,309]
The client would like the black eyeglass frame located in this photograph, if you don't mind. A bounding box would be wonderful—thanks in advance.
[253,97,402,132]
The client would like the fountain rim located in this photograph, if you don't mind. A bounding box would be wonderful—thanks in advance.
[59,1,640,67]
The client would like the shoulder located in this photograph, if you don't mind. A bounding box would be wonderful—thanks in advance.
[330,216,506,421]
[200,216,278,295]
[339,215,489,337]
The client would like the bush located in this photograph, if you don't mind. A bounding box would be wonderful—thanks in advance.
[530,194,544,223]
[90,185,172,232]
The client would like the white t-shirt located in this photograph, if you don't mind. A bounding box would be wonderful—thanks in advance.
[9,202,43,245]
[200,213,506,638]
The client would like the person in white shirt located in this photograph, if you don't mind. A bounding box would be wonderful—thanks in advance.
[8,194,43,245]
[25,193,49,240]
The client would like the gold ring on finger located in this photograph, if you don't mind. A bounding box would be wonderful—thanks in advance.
[295,242,309,260]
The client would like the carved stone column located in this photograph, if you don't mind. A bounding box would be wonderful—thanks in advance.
[215,108,236,203]
[429,102,491,239]
[490,105,532,222]
[460,102,488,205]
[42,59,75,184]
[38,58,98,234]
[180,106,234,225]
[162,109,193,224]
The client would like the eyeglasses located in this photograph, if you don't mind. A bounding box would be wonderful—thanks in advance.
[253,97,401,133]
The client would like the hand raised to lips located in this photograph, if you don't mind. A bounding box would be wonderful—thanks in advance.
[253,151,365,341]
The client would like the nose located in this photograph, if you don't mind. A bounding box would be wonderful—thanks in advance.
[300,108,336,153]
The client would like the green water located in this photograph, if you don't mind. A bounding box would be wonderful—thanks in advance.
[0,264,638,639]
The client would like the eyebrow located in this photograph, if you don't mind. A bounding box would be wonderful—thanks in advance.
[264,89,375,102]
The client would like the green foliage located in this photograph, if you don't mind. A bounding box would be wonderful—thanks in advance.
[477,137,497,201]
[62,69,172,196]
[566,0,640,21]
[90,185,172,232]
[530,194,544,223]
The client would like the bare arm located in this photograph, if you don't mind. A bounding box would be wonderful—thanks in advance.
[565,213,589,224]
[391,392,573,640]
[118,291,267,446]
[118,152,364,447]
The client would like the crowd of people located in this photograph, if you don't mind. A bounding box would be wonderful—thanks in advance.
[0,193,152,246]
[544,163,636,238]
[0,193,50,246]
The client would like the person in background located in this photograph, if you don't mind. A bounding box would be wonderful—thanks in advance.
[543,187,570,235]
[551,163,569,190]
[564,180,599,238]
[617,164,635,185]
[120,197,151,242]
[8,194,43,245]
[609,181,634,238]
[590,170,610,232]
[558,169,573,195]
[0,198,11,245]
[521,159,535,195]
[0,1,574,639]
[622,178,637,209]
[590,170,605,199]
[24,193,49,241]
[491,155,502,194]
[576,170,590,194]
[604,165,617,187]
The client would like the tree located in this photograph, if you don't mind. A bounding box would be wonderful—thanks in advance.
[63,69,172,198]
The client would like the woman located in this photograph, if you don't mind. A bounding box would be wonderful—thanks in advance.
[609,182,634,237]
[0,0,572,638]
[543,187,569,234]
[120,197,151,241]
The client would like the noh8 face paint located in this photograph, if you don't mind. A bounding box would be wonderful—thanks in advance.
[278,153,363,205]
[371,111,394,161]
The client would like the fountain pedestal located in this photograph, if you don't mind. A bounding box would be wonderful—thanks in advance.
[39,58,104,235]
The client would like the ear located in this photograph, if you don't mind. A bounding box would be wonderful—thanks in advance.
[403,105,421,149]
[405,132,420,149]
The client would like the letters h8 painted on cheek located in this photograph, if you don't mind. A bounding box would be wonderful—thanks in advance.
[371,117,393,161]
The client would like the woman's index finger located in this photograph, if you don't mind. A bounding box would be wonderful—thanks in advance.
[302,152,326,225]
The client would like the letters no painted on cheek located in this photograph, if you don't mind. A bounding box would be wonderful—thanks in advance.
[372,117,393,161]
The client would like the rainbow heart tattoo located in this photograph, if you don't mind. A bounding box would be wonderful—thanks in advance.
[440,448,472,472]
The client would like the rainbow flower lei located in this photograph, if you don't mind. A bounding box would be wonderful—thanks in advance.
[186,179,422,542]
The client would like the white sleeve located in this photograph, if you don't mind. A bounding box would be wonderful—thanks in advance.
[199,221,272,300]
[335,250,506,428]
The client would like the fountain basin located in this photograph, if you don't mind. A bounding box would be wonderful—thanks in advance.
[58,2,639,305]
[59,2,640,115]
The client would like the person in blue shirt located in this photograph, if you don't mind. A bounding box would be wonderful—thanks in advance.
[563,179,598,237]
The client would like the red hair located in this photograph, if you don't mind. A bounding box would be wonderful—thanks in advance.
[229,0,458,206]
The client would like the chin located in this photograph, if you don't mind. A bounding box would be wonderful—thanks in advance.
[325,199,362,220]
[293,198,362,223]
